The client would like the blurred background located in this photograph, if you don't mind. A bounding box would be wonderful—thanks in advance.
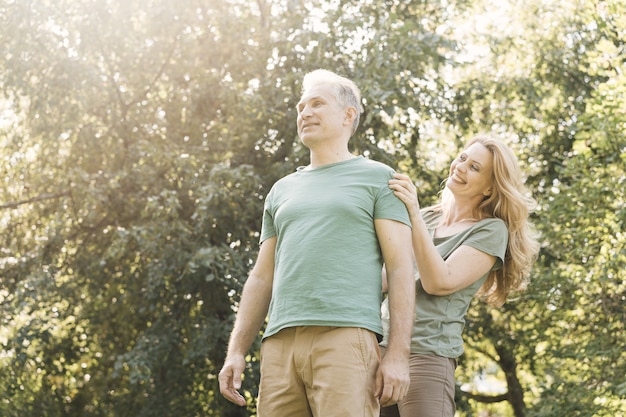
[0,0,624,416]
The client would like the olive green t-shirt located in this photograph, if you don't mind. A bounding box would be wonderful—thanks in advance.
[381,210,508,358]
[261,156,411,339]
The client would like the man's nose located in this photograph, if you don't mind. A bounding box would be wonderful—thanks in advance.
[300,105,312,118]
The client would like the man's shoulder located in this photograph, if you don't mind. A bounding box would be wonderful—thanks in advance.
[271,168,301,186]
[357,156,393,169]
[352,156,395,177]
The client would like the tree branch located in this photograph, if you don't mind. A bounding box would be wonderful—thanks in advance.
[0,192,70,210]
[457,386,509,404]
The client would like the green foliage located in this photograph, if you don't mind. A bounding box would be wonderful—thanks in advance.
[449,1,626,416]
[1,0,624,416]
[1,0,270,415]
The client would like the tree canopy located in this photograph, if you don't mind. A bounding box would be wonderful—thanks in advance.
[0,0,624,416]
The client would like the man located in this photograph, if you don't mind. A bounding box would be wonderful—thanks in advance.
[218,69,415,416]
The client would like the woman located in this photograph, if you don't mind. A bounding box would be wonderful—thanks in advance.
[380,135,540,417]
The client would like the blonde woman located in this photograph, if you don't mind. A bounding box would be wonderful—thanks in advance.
[380,135,540,417]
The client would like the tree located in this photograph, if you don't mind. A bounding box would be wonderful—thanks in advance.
[0,0,277,415]
[1,0,624,416]
[446,0,626,415]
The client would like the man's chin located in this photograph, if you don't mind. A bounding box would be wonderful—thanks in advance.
[299,135,315,147]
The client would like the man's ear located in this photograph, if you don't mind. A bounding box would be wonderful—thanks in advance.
[344,106,357,125]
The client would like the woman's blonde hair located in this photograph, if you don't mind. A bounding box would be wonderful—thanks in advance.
[438,135,540,307]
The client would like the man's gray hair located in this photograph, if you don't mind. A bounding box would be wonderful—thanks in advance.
[302,69,363,134]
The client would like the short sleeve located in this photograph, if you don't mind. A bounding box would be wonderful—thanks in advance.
[462,219,508,270]
[260,187,277,243]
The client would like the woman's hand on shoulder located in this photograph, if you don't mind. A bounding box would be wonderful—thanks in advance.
[389,173,421,219]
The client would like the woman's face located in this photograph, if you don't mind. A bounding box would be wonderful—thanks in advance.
[446,142,494,200]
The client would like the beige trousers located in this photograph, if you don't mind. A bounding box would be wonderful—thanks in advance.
[258,326,381,417]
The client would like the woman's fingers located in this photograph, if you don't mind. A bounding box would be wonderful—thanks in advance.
[389,178,415,195]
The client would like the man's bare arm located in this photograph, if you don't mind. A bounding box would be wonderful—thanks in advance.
[218,236,276,406]
[374,219,415,407]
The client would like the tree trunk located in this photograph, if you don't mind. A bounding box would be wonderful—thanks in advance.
[495,343,526,417]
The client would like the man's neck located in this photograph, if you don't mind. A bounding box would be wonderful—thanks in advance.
[309,149,356,168]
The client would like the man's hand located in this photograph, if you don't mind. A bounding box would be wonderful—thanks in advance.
[374,218,413,407]
[375,351,410,407]
[218,355,247,406]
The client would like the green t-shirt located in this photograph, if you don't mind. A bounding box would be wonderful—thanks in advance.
[381,209,508,358]
[261,156,410,339]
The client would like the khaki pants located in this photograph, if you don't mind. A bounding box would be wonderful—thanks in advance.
[379,349,456,417]
[258,326,381,417]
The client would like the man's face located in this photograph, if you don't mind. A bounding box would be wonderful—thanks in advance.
[296,83,349,147]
